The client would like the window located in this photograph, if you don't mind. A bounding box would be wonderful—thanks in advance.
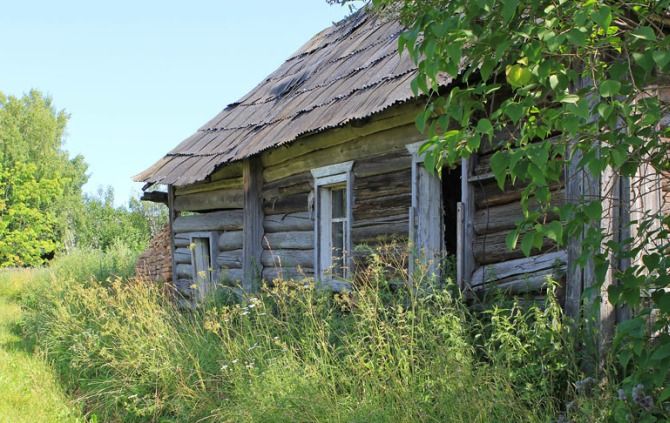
[311,161,353,285]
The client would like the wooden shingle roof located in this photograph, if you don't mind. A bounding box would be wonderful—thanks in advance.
[135,8,447,186]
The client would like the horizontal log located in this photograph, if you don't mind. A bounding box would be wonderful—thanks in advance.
[264,192,309,214]
[174,279,195,299]
[352,221,409,244]
[263,172,313,201]
[174,189,243,212]
[219,268,243,283]
[261,102,420,169]
[175,234,190,248]
[261,249,314,268]
[176,264,193,279]
[262,267,314,282]
[263,231,313,250]
[175,177,243,196]
[354,169,412,201]
[209,162,243,180]
[353,193,411,221]
[140,190,168,204]
[473,189,565,235]
[218,231,243,250]
[473,230,557,265]
[174,248,191,264]
[173,210,243,233]
[354,151,412,178]
[264,212,313,233]
[263,124,423,182]
[470,250,567,286]
[474,180,563,209]
[216,250,243,269]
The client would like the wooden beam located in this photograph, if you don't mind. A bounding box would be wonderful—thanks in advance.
[459,158,476,289]
[565,144,584,319]
[140,190,168,205]
[173,210,243,233]
[242,157,264,293]
[168,185,178,288]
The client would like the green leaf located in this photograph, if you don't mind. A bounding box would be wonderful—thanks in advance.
[476,118,493,137]
[505,229,520,250]
[544,221,563,243]
[559,94,580,104]
[631,26,656,41]
[584,201,602,220]
[501,0,519,23]
[650,343,670,362]
[520,232,534,256]
[504,102,524,123]
[659,386,670,402]
[505,64,532,88]
[653,50,670,69]
[592,6,612,30]
[490,151,509,190]
[599,80,621,97]
[549,74,559,90]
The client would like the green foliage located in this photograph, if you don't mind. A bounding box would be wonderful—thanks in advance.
[71,186,167,252]
[370,0,670,418]
[18,246,579,422]
[0,90,88,266]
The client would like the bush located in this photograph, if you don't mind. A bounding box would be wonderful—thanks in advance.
[20,246,580,422]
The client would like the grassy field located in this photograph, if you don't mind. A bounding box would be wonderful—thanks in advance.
[0,269,83,423]
[0,246,617,422]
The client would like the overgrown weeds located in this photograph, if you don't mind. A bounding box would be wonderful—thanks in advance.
[17,245,595,422]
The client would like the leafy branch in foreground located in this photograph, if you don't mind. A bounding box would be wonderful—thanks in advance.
[371,0,670,419]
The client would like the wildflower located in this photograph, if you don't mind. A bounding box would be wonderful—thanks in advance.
[221,365,228,370]
[632,384,654,411]
[232,359,238,364]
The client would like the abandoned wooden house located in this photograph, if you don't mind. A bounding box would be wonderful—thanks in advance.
[134,8,666,319]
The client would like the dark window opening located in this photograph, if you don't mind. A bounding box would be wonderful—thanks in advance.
[442,165,462,255]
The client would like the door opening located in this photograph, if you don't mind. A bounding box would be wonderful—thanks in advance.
[442,165,462,256]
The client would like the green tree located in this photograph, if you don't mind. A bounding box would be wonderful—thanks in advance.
[365,0,669,419]
[0,90,88,266]
[72,186,167,252]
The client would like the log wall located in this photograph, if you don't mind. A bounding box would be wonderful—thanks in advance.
[466,148,567,297]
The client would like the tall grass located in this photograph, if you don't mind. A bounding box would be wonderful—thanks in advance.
[19,245,584,422]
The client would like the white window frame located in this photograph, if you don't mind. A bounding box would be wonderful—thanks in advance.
[189,232,218,300]
[311,161,354,290]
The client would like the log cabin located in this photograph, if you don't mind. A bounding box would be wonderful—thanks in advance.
[134,7,666,323]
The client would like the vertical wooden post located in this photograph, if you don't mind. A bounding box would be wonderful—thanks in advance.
[459,157,475,290]
[167,185,178,297]
[599,168,619,352]
[565,146,584,319]
[242,157,264,293]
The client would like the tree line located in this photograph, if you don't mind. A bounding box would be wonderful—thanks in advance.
[0,90,166,267]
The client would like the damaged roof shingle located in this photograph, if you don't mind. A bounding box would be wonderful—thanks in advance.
[134,8,447,187]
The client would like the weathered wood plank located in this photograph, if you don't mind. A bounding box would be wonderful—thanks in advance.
[261,249,314,268]
[219,268,243,282]
[474,267,564,294]
[352,193,411,221]
[354,152,412,178]
[263,123,423,182]
[216,250,243,268]
[243,157,264,292]
[176,263,193,279]
[352,221,409,244]
[473,189,565,235]
[174,247,191,264]
[473,229,557,265]
[261,102,421,169]
[175,177,243,196]
[263,192,309,214]
[175,233,190,248]
[209,162,243,181]
[173,210,243,233]
[471,250,567,286]
[475,180,563,209]
[263,231,313,250]
[565,144,584,319]
[460,158,476,288]
[174,189,243,212]
[354,169,412,201]
[264,212,313,233]
[168,185,177,284]
[217,231,243,250]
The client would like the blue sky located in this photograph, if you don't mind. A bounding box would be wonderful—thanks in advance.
[1,1,352,206]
